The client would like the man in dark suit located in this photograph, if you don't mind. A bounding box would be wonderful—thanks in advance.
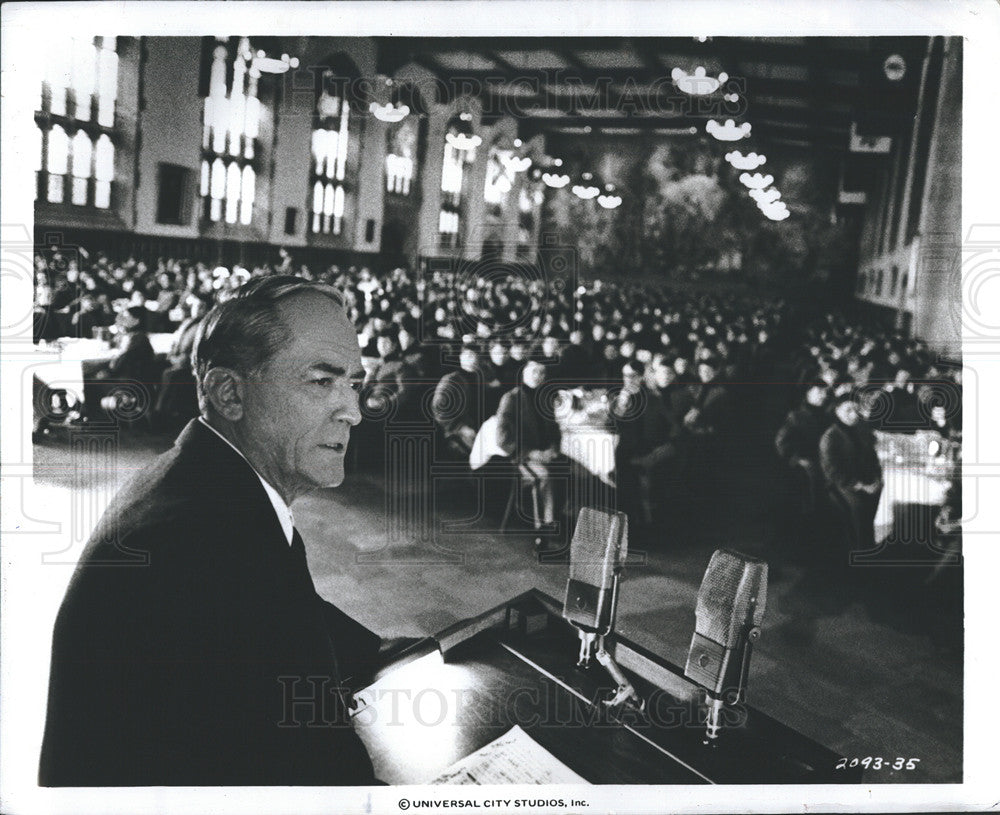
[819,394,884,554]
[40,276,382,787]
[431,344,485,458]
[614,358,684,526]
[154,295,210,427]
[496,360,561,528]
[775,381,832,514]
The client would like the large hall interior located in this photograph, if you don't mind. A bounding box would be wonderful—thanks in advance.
[21,32,964,787]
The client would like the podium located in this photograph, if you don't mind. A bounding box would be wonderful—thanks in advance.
[353,589,860,785]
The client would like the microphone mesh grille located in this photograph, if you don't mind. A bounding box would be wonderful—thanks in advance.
[568,508,628,587]
[695,549,768,647]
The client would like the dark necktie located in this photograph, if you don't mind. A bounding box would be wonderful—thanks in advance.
[290,527,306,557]
[288,527,354,714]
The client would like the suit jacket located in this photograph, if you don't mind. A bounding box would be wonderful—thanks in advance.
[819,419,882,492]
[615,385,680,464]
[684,382,733,436]
[431,369,484,437]
[775,403,831,463]
[496,385,560,460]
[39,420,380,786]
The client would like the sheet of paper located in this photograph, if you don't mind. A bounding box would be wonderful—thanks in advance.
[429,725,591,785]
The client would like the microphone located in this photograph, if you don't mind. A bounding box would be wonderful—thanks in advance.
[562,508,643,714]
[684,549,768,742]
[563,507,628,638]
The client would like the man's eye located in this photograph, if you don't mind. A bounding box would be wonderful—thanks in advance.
[350,380,364,392]
[313,377,334,387]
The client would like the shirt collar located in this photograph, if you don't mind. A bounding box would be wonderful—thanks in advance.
[198,417,294,546]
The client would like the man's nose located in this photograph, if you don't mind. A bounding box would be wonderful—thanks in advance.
[335,388,363,427]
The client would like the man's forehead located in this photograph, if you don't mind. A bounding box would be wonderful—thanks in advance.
[275,293,361,364]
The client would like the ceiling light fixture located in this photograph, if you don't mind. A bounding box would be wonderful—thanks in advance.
[370,102,410,123]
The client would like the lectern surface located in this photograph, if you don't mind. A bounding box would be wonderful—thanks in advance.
[353,590,858,785]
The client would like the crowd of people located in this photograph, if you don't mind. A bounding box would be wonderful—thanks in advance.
[32,245,962,555]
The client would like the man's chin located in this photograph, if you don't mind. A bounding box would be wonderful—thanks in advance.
[321,463,347,489]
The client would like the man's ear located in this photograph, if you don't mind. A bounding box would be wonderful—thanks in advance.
[201,367,245,422]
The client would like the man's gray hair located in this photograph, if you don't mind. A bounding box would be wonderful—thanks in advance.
[192,275,345,407]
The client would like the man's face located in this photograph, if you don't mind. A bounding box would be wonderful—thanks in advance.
[376,335,395,358]
[542,337,559,357]
[459,348,478,372]
[806,385,826,407]
[835,400,859,426]
[523,361,546,389]
[236,293,363,500]
[489,344,508,366]
[652,361,673,389]
[698,363,717,383]
[622,365,642,394]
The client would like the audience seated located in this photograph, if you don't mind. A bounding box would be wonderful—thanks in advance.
[31,243,960,556]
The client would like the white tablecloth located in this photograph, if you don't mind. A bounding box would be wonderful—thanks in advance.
[469,394,619,486]
[33,334,175,400]
[873,430,957,542]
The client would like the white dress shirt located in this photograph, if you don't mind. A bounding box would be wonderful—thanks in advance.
[198,417,294,546]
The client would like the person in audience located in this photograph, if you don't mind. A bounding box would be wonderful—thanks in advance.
[614,359,683,526]
[484,339,517,417]
[648,351,690,425]
[775,382,832,515]
[396,317,429,380]
[496,359,561,533]
[819,394,883,555]
[539,334,563,370]
[598,341,623,383]
[508,337,530,372]
[363,327,414,422]
[155,296,209,427]
[431,344,485,457]
[880,360,921,431]
[682,356,732,439]
[557,328,592,385]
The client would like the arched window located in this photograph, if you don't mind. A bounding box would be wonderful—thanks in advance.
[439,115,478,249]
[32,125,43,201]
[94,134,114,209]
[71,36,96,122]
[37,36,117,206]
[385,87,427,196]
[240,166,255,226]
[96,43,118,127]
[46,126,69,203]
[200,37,262,224]
[309,66,353,236]
[71,130,93,205]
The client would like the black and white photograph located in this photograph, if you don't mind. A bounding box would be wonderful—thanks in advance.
[1,2,997,813]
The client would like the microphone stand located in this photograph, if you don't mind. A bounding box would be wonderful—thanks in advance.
[569,571,645,715]
[702,623,760,744]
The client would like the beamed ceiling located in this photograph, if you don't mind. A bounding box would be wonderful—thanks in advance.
[373,36,934,153]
